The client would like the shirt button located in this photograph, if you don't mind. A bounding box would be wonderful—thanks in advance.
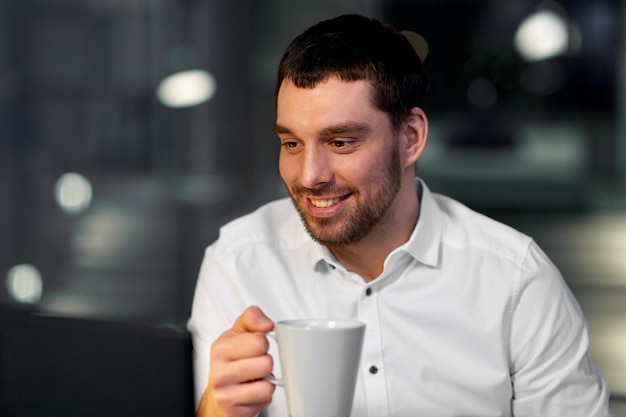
[365,287,372,296]
[369,365,378,374]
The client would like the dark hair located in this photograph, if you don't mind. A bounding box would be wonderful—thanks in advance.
[276,14,429,130]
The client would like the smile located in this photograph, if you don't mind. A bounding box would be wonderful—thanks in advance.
[309,197,342,208]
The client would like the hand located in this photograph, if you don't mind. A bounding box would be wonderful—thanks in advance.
[197,306,276,417]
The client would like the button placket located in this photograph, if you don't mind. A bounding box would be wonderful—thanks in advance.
[357,285,389,417]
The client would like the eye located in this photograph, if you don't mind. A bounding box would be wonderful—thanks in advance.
[329,139,358,153]
[280,140,302,153]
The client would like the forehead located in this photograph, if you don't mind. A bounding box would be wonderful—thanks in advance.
[276,77,385,130]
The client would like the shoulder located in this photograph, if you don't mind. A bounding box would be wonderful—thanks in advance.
[431,192,534,265]
[427,190,564,307]
[212,197,309,255]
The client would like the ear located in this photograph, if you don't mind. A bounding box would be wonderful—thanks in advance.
[399,107,428,168]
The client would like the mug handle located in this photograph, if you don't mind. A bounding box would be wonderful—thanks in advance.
[264,331,284,386]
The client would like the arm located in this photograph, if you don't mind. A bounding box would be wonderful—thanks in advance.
[188,246,277,417]
[509,242,613,416]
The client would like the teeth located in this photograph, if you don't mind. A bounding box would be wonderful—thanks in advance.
[310,198,341,208]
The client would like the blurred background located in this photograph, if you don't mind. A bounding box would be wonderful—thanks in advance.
[0,0,625,415]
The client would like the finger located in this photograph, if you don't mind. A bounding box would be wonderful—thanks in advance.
[212,332,270,362]
[215,354,274,386]
[212,379,275,415]
[231,306,274,334]
[232,379,275,406]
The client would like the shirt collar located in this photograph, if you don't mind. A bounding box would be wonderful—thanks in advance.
[400,178,441,268]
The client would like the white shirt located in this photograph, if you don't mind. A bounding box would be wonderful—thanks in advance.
[187,179,614,417]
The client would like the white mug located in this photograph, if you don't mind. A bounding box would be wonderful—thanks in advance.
[267,319,366,417]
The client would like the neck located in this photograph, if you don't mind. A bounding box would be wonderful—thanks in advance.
[328,178,419,282]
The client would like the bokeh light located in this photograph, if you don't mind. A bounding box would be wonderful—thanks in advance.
[514,9,569,62]
[401,30,429,62]
[156,69,217,108]
[54,172,93,215]
[6,263,43,304]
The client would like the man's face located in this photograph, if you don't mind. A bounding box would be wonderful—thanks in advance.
[274,77,403,247]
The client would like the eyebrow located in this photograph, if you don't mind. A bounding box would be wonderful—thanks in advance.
[273,122,372,137]
[272,124,292,135]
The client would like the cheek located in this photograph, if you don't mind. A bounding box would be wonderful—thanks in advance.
[339,156,382,183]
[278,154,293,183]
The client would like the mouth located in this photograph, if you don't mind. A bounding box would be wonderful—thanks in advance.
[305,194,350,216]
[309,197,343,208]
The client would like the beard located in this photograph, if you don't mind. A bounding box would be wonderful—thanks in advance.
[287,142,402,247]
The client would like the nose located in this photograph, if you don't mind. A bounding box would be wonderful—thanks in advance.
[299,145,333,189]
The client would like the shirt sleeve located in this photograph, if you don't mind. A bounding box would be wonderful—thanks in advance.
[186,243,248,408]
[509,241,614,416]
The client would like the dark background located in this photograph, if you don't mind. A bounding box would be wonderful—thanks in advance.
[1,0,625,415]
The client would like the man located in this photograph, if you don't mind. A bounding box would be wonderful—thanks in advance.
[188,14,614,417]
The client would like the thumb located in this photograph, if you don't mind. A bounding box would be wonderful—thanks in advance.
[232,306,274,334]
